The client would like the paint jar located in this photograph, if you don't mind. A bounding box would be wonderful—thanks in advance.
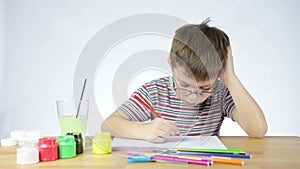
[16,139,39,165]
[26,130,43,142]
[11,130,27,143]
[38,137,58,162]
[66,132,83,154]
[1,138,18,147]
[92,132,112,154]
[57,135,76,158]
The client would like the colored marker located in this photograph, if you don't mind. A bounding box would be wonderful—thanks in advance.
[210,157,244,166]
[127,154,152,163]
[173,148,244,153]
[164,151,251,159]
[152,155,212,166]
[160,154,244,166]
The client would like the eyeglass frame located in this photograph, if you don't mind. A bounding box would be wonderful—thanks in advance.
[173,77,218,97]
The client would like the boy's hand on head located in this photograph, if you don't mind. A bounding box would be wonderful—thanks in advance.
[220,45,236,85]
[144,118,180,143]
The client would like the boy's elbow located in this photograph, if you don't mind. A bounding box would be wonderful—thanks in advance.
[101,119,110,132]
[248,122,268,138]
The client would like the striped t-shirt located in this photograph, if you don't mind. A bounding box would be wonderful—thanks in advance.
[118,76,236,136]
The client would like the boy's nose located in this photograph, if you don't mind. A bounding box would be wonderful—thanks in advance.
[186,93,199,103]
[198,97,207,103]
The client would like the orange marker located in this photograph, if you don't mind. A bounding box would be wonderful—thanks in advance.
[160,154,244,166]
[211,158,244,166]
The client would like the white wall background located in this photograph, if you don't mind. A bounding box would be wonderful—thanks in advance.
[0,1,3,137]
[1,0,299,138]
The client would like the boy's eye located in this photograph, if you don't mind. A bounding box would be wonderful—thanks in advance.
[180,83,189,87]
[201,87,211,91]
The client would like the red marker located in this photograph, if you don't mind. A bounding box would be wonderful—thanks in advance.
[133,95,161,118]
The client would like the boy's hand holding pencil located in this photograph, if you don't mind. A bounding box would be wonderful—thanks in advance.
[134,95,180,143]
[145,118,180,143]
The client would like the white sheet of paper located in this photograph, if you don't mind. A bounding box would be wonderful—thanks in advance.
[112,136,227,150]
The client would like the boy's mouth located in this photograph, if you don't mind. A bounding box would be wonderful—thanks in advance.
[183,100,198,107]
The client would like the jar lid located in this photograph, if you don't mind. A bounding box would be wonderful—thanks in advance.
[94,132,111,139]
[26,130,43,140]
[39,137,56,145]
[10,130,27,139]
[1,138,18,146]
[57,135,75,144]
[66,132,82,139]
[18,138,38,146]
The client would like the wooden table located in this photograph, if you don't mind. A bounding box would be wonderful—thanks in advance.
[0,136,299,169]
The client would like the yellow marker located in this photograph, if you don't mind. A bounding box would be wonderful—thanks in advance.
[92,132,112,154]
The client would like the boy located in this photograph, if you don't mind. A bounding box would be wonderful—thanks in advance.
[102,19,268,143]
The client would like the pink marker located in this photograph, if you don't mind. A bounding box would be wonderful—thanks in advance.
[152,155,212,166]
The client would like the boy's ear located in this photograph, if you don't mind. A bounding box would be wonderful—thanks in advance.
[168,57,171,66]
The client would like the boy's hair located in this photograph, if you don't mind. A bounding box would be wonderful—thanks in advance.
[170,19,230,81]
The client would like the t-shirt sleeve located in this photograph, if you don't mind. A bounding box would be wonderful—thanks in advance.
[222,87,236,121]
[118,85,153,122]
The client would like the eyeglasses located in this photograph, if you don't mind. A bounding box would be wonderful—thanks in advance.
[173,78,217,97]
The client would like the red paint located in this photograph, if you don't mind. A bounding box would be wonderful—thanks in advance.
[38,137,58,161]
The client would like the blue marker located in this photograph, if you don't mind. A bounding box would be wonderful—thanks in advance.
[164,151,251,159]
[127,154,152,163]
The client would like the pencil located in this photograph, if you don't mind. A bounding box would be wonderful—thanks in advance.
[134,95,161,118]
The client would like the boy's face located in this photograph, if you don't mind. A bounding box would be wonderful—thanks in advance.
[172,66,217,106]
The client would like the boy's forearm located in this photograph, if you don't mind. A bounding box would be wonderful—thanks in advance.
[225,74,268,138]
[102,114,146,139]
